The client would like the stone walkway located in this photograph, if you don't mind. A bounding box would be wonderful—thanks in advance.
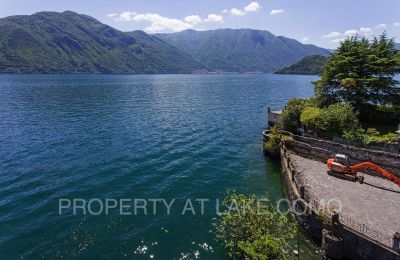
[289,153,400,246]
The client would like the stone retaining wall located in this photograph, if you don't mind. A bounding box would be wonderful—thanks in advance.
[279,144,400,259]
[264,130,400,178]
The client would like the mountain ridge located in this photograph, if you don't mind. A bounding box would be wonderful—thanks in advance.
[0,11,204,73]
[155,29,330,73]
[0,11,331,74]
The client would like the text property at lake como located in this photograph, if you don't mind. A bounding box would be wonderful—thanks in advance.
[0,74,319,258]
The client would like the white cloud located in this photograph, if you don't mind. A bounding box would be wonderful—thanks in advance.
[205,14,223,22]
[244,2,261,12]
[343,29,358,36]
[184,15,202,25]
[225,2,261,17]
[270,9,284,15]
[322,32,341,38]
[331,38,346,43]
[359,27,372,35]
[301,37,310,43]
[117,11,137,21]
[324,27,373,42]
[229,8,245,16]
[394,22,400,27]
[107,13,118,18]
[375,23,387,29]
[113,12,193,32]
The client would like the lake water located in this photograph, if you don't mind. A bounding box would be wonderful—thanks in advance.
[0,74,320,259]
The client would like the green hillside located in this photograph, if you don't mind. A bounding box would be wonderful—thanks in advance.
[0,11,203,73]
[0,11,332,74]
[274,55,328,75]
[155,29,330,73]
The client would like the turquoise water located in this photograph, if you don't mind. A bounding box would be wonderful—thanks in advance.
[0,74,319,259]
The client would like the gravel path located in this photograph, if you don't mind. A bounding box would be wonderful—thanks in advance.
[289,153,400,245]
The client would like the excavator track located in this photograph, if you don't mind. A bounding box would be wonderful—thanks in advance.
[327,170,357,182]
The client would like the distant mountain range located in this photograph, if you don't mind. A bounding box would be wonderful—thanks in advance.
[274,55,328,75]
[155,29,330,73]
[0,11,331,74]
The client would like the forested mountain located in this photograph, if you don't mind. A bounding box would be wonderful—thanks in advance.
[0,11,331,74]
[156,29,330,73]
[274,55,328,75]
[0,11,203,73]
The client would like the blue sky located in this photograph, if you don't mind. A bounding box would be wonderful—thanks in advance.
[1,0,400,48]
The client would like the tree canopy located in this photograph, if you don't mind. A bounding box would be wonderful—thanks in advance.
[214,192,295,259]
[314,34,400,108]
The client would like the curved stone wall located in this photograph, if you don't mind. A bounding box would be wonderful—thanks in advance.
[263,130,400,178]
[277,143,400,260]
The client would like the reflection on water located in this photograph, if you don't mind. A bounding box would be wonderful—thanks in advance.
[0,74,320,258]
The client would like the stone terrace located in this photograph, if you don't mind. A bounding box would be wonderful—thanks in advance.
[289,153,400,246]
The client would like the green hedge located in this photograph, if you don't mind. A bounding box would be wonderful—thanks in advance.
[300,103,360,137]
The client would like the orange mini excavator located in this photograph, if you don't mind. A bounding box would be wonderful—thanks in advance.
[327,154,400,186]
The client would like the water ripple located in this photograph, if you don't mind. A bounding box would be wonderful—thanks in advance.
[0,74,317,258]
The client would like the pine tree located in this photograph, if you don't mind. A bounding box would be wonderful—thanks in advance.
[314,34,400,109]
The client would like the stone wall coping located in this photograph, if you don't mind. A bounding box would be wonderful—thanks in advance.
[263,129,400,158]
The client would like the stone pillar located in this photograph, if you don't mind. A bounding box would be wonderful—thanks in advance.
[321,229,344,259]
[393,232,400,252]
[331,212,341,236]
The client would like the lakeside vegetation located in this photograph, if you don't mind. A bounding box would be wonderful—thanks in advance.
[261,34,399,257]
[267,33,400,151]
[214,192,295,259]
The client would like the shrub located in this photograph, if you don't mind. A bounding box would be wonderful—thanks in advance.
[320,103,360,136]
[264,123,282,155]
[343,128,368,145]
[300,106,322,133]
[239,234,282,259]
[300,103,360,137]
[214,192,295,259]
[343,128,398,145]
[367,132,398,144]
[280,98,313,132]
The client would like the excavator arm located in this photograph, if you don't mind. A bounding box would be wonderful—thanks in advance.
[351,162,400,186]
